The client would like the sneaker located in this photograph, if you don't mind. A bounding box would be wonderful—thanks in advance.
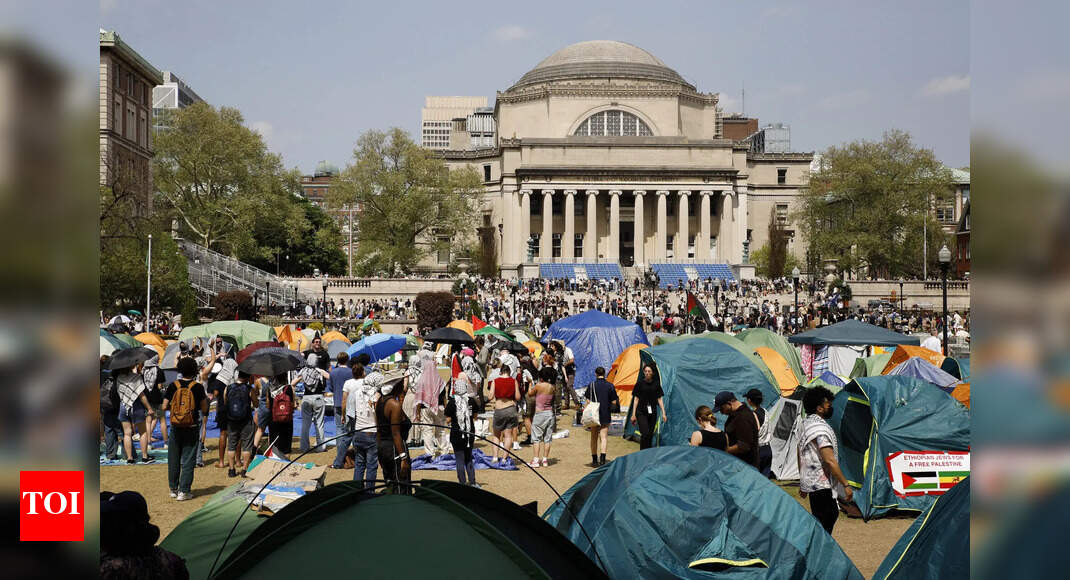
[239,471,247,478]
[169,490,177,498]
[141,457,156,464]
[196,462,205,468]
[227,468,237,478]
[512,441,522,451]
[468,482,482,489]
[126,459,135,465]
[132,433,140,441]
[528,459,540,468]
[541,457,549,468]
[175,492,192,501]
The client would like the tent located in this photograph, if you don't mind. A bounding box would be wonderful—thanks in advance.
[626,337,779,446]
[447,319,475,338]
[543,447,863,579]
[873,478,969,579]
[754,347,802,396]
[179,321,277,349]
[542,310,648,391]
[885,357,960,389]
[829,376,970,520]
[133,332,167,348]
[880,345,945,375]
[788,319,921,347]
[762,387,808,480]
[655,332,779,388]
[192,480,605,579]
[159,484,265,580]
[319,330,351,345]
[736,328,806,384]
[849,353,892,378]
[606,343,649,407]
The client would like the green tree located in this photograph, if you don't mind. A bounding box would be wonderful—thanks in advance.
[153,102,307,257]
[766,208,790,277]
[330,128,483,275]
[750,243,800,279]
[99,213,197,320]
[800,130,953,279]
[245,197,347,276]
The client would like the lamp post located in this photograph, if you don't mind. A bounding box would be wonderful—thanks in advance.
[792,266,800,331]
[266,280,271,315]
[511,282,518,325]
[898,277,905,311]
[321,274,329,329]
[252,291,258,320]
[938,244,951,356]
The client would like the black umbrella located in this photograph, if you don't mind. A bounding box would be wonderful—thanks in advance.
[424,327,475,345]
[106,346,156,370]
[237,347,304,376]
[491,340,529,354]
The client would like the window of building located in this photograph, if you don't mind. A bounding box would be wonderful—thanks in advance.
[113,64,121,90]
[688,235,695,259]
[126,72,134,95]
[573,110,653,136]
[437,237,451,263]
[483,164,491,182]
[552,233,562,258]
[777,168,787,185]
[776,203,788,225]
[666,237,674,259]
[575,234,584,257]
[936,199,956,224]
[710,235,717,253]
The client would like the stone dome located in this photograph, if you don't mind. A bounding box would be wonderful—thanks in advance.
[509,40,693,91]
[313,160,339,177]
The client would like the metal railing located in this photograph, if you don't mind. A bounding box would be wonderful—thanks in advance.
[176,238,317,308]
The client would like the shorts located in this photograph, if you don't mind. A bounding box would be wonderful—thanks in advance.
[118,401,147,424]
[531,410,555,443]
[492,405,519,432]
[226,420,255,452]
[256,409,271,429]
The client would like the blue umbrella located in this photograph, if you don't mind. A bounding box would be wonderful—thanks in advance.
[345,334,407,363]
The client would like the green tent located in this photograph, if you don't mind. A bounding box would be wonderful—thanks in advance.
[544,447,863,579]
[849,353,893,378]
[788,319,920,347]
[736,328,806,384]
[159,485,266,580]
[873,478,969,579]
[186,480,604,579]
[627,337,780,446]
[829,376,970,520]
[179,321,277,349]
[113,333,141,348]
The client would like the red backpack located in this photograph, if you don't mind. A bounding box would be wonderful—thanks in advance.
[271,385,294,422]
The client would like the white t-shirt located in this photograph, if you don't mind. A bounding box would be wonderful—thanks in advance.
[343,377,379,432]
[921,335,942,353]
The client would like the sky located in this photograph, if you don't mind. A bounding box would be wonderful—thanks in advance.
[15,1,975,172]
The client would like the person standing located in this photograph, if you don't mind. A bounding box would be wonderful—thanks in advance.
[295,353,330,453]
[328,352,353,459]
[142,356,167,450]
[223,371,256,478]
[414,351,449,456]
[115,365,156,464]
[267,372,296,454]
[490,363,521,464]
[303,336,330,371]
[745,388,774,477]
[527,367,557,469]
[334,363,364,470]
[375,373,411,494]
[163,357,209,500]
[689,406,728,450]
[445,369,480,487]
[630,365,666,450]
[715,391,760,469]
[798,386,853,534]
[586,367,619,467]
[100,356,122,461]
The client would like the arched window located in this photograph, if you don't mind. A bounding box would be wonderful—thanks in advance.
[573,110,653,136]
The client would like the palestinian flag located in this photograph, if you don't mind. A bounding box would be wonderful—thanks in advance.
[472,315,487,331]
[686,291,712,327]
[901,470,969,492]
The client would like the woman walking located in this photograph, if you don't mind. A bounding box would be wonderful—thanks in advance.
[527,367,557,468]
[630,364,667,450]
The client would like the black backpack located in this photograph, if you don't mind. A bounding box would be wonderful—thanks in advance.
[225,382,252,421]
[100,376,118,414]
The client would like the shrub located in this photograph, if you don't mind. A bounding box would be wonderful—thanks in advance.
[414,291,456,331]
[212,290,253,320]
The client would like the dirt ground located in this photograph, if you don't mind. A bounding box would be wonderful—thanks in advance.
[101,408,912,578]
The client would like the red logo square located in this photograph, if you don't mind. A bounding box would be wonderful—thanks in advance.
[20,471,84,541]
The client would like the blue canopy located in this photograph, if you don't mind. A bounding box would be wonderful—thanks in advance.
[788,319,920,347]
[345,334,407,363]
[544,447,863,579]
[829,376,970,520]
[873,478,969,579]
[542,310,648,390]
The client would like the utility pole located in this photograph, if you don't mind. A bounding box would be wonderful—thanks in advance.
[146,234,152,324]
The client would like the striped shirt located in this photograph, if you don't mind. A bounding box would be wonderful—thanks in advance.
[798,414,837,493]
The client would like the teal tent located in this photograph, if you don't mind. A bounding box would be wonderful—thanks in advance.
[625,338,779,446]
[652,331,779,387]
[179,321,277,349]
[736,327,806,384]
[829,376,970,520]
[544,447,863,579]
[789,319,920,347]
[873,477,969,579]
[159,485,265,580]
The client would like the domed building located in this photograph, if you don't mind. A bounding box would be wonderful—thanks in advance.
[440,40,813,280]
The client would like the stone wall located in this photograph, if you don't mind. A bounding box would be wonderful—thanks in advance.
[843,280,970,311]
[290,277,455,301]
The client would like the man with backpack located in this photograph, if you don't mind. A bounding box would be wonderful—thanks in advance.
[163,357,209,501]
[223,371,256,478]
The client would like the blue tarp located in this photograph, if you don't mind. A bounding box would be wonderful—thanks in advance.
[412,448,518,471]
[873,478,969,579]
[542,310,648,390]
[543,447,863,579]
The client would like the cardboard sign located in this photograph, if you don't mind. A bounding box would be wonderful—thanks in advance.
[887,451,969,497]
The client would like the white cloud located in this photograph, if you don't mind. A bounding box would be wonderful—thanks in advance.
[920,74,970,97]
[493,25,532,42]
[818,89,870,110]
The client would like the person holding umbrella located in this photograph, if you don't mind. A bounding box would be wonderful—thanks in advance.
[109,347,157,464]
[238,347,305,455]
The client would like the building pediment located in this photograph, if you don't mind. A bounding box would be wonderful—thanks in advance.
[515,165,738,183]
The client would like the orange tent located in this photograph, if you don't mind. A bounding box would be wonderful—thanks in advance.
[950,381,970,408]
[754,346,802,396]
[134,332,167,348]
[607,343,649,408]
[881,345,945,375]
[320,331,351,345]
[274,325,309,352]
[447,319,475,338]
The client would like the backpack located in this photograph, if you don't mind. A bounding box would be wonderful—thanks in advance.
[272,385,294,422]
[226,382,252,421]
[170,380,198,428]
[100,376,117,414]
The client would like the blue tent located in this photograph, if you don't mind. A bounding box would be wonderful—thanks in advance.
[544,447,863,579]
[829,376,970,520]
[873,478,969,580]
[542,310,648,390]
[885,357,960,389]
[788,319,920,347]
[625,337,779,446]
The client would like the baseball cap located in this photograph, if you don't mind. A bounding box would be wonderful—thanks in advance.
[714,391,736,408]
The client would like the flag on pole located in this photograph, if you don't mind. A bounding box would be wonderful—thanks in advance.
[472,316,487,331]
[686,291,713,328]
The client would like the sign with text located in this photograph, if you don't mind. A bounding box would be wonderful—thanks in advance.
[887,451,969,498]
[20,471,84,541]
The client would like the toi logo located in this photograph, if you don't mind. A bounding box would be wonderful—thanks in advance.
[20,471,84,541]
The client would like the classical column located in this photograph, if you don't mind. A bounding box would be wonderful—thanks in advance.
[735,185,749,264]
[720,191,733,263]
[656,190,669,261]
[585,190,598,260]
[677,191,691,261]
[633,190,646,266]
[502,188,515,264]
[698,190,713,260]
[563,190,576,261]
[540,189,554,260]
[519,190,532,262]
[608,190,621,262]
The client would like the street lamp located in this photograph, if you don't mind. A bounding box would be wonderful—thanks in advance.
[321,274,329,329]
[898,277,905,311]
[792,266,801,329]
[266,280,271,315]
[253,291,258,319]
[938,244,951,356]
